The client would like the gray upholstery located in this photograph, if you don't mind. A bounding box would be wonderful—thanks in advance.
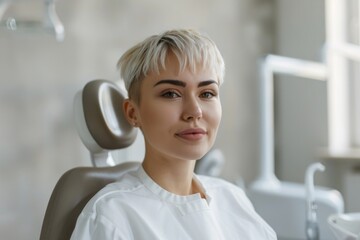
[39,162,139,240]
[81,80,136,150]
[73,80,137,155]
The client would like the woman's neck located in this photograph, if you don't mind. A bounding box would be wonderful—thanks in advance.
[142,156,200,196]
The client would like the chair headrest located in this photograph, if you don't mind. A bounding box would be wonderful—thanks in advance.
[74,79,137,153]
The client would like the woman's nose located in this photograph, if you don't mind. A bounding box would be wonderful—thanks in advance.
[182,97,203,121]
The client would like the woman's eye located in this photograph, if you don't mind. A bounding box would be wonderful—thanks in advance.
[200,91,216,99]
[162,91,181,98]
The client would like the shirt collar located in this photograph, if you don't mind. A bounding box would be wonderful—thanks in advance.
[136,164,211,205]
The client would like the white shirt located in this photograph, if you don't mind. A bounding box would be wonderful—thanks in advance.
[71,165,277,240]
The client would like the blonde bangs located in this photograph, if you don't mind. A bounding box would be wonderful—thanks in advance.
[117,29,225,102]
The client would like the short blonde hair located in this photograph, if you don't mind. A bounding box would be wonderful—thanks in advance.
[117,29,225,103]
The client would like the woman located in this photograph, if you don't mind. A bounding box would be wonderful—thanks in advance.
[71,29,276,239]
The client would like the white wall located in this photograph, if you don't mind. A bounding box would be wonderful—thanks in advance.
[0,0,274,239]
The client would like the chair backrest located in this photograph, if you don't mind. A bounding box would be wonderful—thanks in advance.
[73,79,138,166]
[39,161,140,240]
[40,79,138,240]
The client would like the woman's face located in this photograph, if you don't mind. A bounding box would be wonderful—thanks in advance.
[127,53,222,162]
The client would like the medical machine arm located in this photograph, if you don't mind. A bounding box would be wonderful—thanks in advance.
[305,162,325,240]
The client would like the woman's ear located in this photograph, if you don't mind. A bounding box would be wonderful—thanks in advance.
[123,99,139,127]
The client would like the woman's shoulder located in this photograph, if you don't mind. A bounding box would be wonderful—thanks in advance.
[81,168,145,213]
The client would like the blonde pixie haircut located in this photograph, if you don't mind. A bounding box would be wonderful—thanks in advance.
[117,29,225,104]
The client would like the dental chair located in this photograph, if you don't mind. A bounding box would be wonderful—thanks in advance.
[39,79,138,240]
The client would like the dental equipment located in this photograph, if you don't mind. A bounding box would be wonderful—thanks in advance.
[328,212,360,240]
[305,163,325,240]
[246,0,360,238]
[0,0,65,41]
[253,54,327,191]
[247,53,344,240]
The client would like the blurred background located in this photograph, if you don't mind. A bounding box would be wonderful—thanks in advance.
[0,0,359,239]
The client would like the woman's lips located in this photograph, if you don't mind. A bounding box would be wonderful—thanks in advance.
[175,128,207,141]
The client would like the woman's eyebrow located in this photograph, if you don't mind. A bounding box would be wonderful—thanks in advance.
[198,80,218,87]
[153,79,186,87]
[153,79,218,87]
